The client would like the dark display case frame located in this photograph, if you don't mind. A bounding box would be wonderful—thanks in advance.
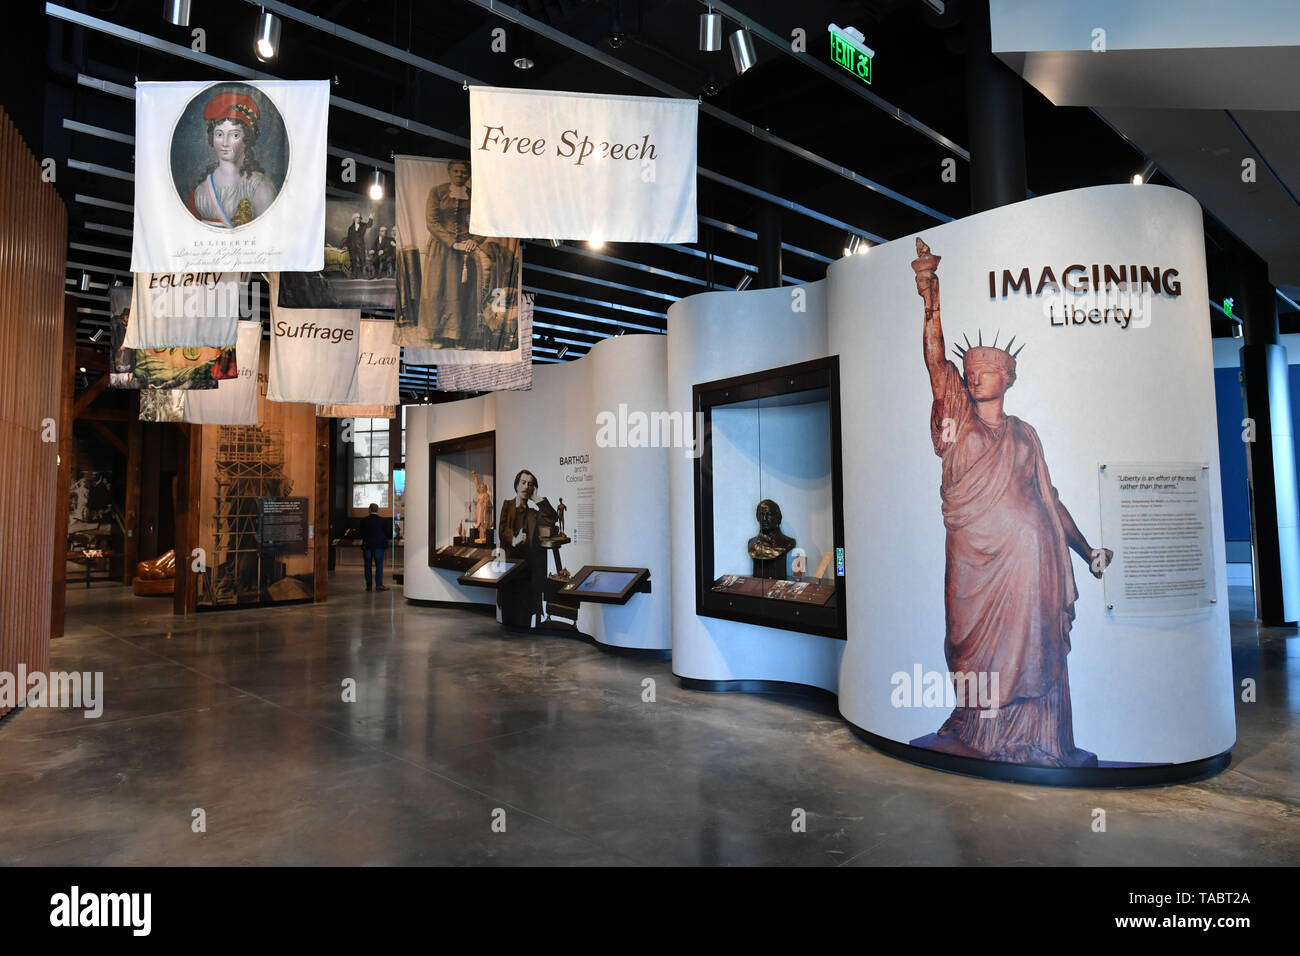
[427,430,496,572]
[692,356,847,639]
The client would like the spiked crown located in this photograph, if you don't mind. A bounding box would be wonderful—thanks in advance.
[954,329,1023,379]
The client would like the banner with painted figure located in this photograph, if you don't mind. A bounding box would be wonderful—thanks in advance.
[132,342,237,390]
[277,196,397,310]
[124,272,243,349]
[314,319,399,416]
[266,274,361,404]
[467,87,697,243]
[437,292,535,392]
[183,320,262,425]
[131,80,328,273]
[393,155,522,358]
[112,281,238,388]
[108,285,135,388]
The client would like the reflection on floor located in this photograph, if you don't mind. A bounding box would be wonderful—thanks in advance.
[0,579,1295,865]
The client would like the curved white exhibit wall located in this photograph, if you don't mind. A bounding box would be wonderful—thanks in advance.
[403,335,672,650]
[588,336,672,649]
[666,281,846,690]
[829,184,1235,770]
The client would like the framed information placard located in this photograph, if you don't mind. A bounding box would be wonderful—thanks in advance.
[457,554,526,590]
[257,496,309,555]
[558,565,651,605]
[1097,462,1216,614]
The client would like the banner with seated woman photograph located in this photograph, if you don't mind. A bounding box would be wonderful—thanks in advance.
[393,155,522,360]
[131,80,328,274]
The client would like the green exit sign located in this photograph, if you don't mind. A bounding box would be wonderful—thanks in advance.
[829,23,873,85]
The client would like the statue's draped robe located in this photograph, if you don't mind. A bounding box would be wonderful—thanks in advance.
[930,359,1095,767]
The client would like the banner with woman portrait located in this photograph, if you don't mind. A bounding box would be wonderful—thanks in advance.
[131,80,329,274]
[393,156,522,359]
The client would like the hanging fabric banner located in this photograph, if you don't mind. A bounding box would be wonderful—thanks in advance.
[138,390,186,423]
[131,343,236,390]
[393,155,522,357]
[467,87,698,242]
[124,272,243,349]
[436,292,535,392]
[314,319,399,416]
[108,285,136,388]
[131,80,329,273]
[183,320,262,425]
[266,274,361,404]
[276,196,398,310]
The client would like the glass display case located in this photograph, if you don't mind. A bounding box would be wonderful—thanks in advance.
[427,431,496,571]
[693,357,846,638]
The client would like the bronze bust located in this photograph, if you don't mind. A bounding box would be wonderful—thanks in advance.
[747,499,796,579]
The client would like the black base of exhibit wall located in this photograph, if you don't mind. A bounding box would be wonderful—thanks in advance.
[675,676,839,708]
[681,677,1232,786]
[849,724,1233,789]
[502,623,672,659]
[404,597,497,615]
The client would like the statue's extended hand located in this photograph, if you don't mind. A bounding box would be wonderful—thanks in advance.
[916,273,937,309]
[1089,547,1114,579]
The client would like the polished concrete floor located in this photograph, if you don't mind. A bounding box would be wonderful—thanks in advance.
[0,576,1296,865]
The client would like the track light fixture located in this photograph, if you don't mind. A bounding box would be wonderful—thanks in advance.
[735,274,753,291]
[512,30,535,70]
[369,169,385,200]
[701,72,720,97]
[700,9,722,51]
[845,234,865,256]
[549,238,562,248]
[90,328,104,343]
[557,343,570,359]
[165,0,192,28]
[1133,160,1158,185]
[729,28,757,76]
[254,8,282,62]
[79,272,91,291]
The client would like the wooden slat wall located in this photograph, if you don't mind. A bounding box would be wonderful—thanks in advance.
[0,109,69,716]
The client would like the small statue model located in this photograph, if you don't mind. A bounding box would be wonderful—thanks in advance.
[472,470,493,544]
[555,497,567,533]
[747,499,796,579]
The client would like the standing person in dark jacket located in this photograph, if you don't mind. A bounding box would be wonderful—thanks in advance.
[360,502,392,592]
